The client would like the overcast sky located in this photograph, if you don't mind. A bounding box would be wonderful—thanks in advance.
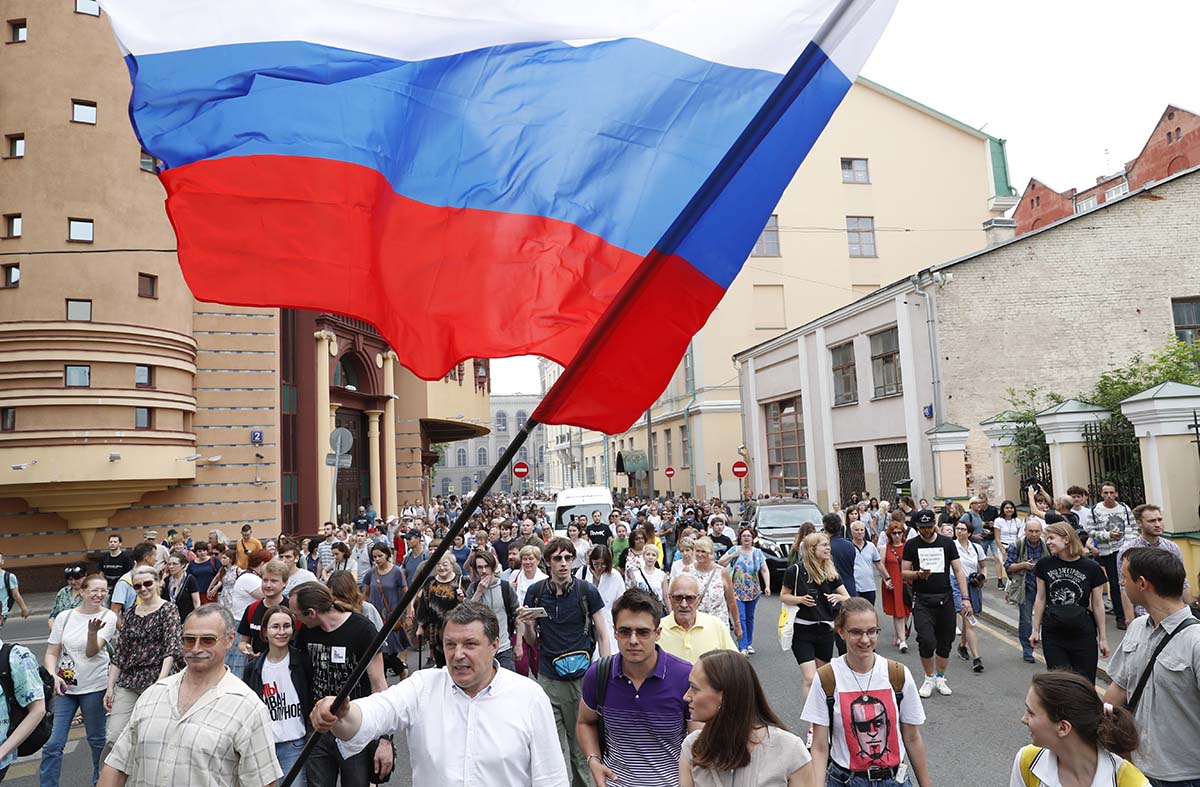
[493,1,1198,395]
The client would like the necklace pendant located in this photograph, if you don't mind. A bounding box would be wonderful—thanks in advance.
[861,693,870,702]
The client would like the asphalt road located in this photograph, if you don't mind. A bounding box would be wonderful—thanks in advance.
[4,588,1089,787]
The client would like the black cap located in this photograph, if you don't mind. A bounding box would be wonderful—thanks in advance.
[64,564,86,579]
[913,509,937,527]
[1044,511,1066,525]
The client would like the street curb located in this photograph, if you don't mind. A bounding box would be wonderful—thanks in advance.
[978,607,1113,684]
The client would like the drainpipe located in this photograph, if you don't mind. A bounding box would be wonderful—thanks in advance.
[603,434,611,490]
[911,272,942,498]
[682,341,698,496]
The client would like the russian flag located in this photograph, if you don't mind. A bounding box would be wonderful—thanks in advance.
[101,0,895,434]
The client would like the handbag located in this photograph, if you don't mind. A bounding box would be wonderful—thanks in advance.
[778,603,798,650]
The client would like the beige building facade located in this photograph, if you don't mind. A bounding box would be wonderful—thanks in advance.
[547,78,1017,499]
[0,1,487,586]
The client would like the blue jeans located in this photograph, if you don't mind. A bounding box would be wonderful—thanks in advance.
[737,597,758,650]
[1018,590,1035,659]
[826,764,912,787]
[225,647,247,680]
[40,690,107,787]
[276,738,308,787]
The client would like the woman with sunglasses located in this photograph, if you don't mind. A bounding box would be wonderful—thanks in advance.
[48,564,86,631]
[577,545,623,655]
[103,565,182,760]
[803,598,931,787]
[41,573,118,787]
[244,605,312,787]
[162,553,201,621]
[881,519,913,653]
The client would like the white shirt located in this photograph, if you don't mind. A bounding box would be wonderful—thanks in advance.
[1008,745,1147,787]
[229,572,262,623]
[955,540,984,576]
[48,608,117,695]
[260,654,306,743]
[340,665,567,787]
[283,568,319,595]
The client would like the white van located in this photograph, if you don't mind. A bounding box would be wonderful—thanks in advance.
[552,487,614,536]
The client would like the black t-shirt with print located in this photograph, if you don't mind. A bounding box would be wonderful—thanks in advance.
[902,535,958,596]
[238,595,289,655]
[296,612,378,700]
[586,523,613,546]
[1034,555,1106,634]
[783,563,842,624]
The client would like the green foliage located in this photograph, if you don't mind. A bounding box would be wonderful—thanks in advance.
[1001,386,1060,471]
[1083,338,1200,417]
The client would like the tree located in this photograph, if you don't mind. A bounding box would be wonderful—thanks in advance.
[1083,338,1200,417]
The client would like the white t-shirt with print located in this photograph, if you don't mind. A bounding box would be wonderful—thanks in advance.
[260,654,306,743]
[800,655,926,772]
[48,608,117,695]
[230,572,262,623]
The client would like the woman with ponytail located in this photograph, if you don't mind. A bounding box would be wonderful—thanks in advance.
[1011,670,1147,786]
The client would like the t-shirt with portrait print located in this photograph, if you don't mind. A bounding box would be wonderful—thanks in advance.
[1034,555,1106,634]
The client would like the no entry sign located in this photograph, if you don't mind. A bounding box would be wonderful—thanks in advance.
[512,461,530,478]
[731,460,749,478]
[664,466,676,478]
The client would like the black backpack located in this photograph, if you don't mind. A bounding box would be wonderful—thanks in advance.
[0,643,55,755]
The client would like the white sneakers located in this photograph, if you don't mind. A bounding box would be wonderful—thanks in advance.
[918,675,953,697]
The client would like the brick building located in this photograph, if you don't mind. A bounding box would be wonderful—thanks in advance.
[735,164,1200,512]
[1014,105,1200,234]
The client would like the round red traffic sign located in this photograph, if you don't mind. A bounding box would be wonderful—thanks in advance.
[731,460,749,478]
[664,466,676,478]
[512,461,530,478]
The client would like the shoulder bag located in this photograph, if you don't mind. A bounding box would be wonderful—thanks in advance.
[1125,616,1199,712]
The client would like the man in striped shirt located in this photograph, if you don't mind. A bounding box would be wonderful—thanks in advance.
[578,589,697,787]
[316,521,337,574]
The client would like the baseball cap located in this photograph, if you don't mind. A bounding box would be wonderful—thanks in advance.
[913,510,937,527]
[405,529,423,540]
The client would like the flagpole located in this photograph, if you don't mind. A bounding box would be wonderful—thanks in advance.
[535,0,861,426]
[281,416,540,787]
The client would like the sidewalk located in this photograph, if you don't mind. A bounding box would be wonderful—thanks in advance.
[978,590,1127,683]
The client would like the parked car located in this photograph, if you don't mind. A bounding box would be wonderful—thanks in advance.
[749,498,826,591]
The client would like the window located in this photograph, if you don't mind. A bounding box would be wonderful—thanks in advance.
[66,299,92,321]
[456,447,467,466]
[751,214,781,257]
[135,407,152,429]
[3,214,21,238]
[517,446,528,462]
[71,101,97,124]
[1168,131,1174,144]
[846,216,876,257]
[0,407,13,432]
[650,432,658,468]
[765,398,806,496]
[64,365,90,387]
[138,272,158,298]
[441,477,452,497]
[135,364,153,387]
[494,411,508,433]
[680,425,690,468]
[515,410,528,428]
[1,263,17,288]
[841,157,870,184]
[869,327,902,397]
[461,476,472,493]
[75,0,101,15]
[1173,299,1200,351]
[139,151,157,173]
[476,446,488,465]
[68,218,94,242]
[8,20,26,43]
[664,428,673,466]
[1075,196,1097,214]
[5,134,23,158]
[1105,182,1129,201]
[831,341,858,405]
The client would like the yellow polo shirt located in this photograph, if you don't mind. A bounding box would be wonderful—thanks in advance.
[659,611,737,664]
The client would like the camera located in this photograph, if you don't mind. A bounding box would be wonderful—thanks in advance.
[968,572,986,588]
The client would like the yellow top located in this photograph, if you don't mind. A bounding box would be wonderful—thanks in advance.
[660,611,737,664]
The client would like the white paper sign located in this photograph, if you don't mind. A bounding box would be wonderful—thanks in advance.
[917,547,946,573]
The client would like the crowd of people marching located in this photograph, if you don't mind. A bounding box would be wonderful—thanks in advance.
[0,484,1193,787]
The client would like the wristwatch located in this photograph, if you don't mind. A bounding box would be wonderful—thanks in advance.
[586,754,602,764]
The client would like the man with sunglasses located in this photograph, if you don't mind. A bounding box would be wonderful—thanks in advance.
[99,605,280,787]
[577,589,695,787]
[659,574,737,663]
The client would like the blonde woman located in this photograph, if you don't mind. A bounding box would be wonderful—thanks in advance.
[691,537,742,644]
[667,537,697,600]
[1030,522,1108,683]
[781,532,849,745]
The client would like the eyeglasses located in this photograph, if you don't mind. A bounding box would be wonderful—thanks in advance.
[182,634,221,647]
[615,627,657,639]
[669,594,698,604]
[844,627,881,640]
[549,555,573,563]
[132,581,156,590]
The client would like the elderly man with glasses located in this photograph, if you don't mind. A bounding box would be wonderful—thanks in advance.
[658,574,737,664]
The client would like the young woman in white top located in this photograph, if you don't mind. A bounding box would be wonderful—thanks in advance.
[1011,671,1147,787]
[43,573,119,787]
[246,605,312,787]
[802,598,931,787]
[511,544,547,678]
[681,650,811,787]
[629,544,667,607]
[577,544,624,655]
[993,500,1023,588]
[952,521,987,673]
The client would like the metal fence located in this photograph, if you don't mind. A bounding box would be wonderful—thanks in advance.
[1083,418,1145,507]
[876,443,911,502]
[836,447,865,506]
[1016,453,1053,507]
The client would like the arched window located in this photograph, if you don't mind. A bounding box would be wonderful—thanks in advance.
[515,410,528,427]
[517,446,529,462]
[495,411,508,432]
[441,477,452,497]
[456,447,467,466]
[461,476,472,493]
[500,475,511,493]
[477,446,488,465]
[538,445,545,463]
[333,355,361,389]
